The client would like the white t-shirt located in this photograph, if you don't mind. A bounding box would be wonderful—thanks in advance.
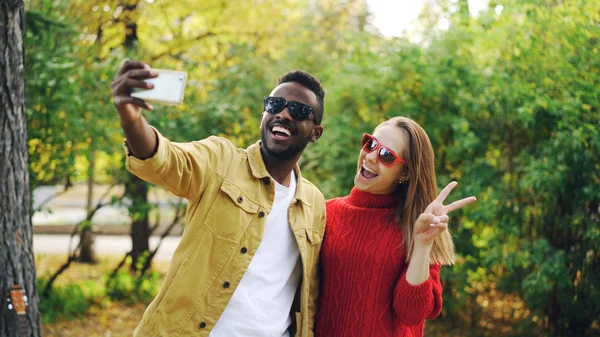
[209,171,300,337]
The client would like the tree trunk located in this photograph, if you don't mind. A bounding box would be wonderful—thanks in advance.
[79,148,96,263]
[122,2,139,49]
[78,228,96,263]
[122,0,150,272]
[456,0,471,25]
[0,0,42,336]
[125,172,150,271]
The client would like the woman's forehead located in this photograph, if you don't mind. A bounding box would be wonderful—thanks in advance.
[373,124,406,153]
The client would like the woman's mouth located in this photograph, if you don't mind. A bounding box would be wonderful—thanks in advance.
[359,165,378,180]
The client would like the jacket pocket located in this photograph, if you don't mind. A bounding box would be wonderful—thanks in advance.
[204,180,259,243]
[306,227,322,246]
[306,227,322,274]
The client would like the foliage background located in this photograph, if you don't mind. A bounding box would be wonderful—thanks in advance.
[25,0,600,336]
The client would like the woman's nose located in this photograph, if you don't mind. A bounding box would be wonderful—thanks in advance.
[365,150,379,164]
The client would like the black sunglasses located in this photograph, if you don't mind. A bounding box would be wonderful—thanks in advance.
[264,96,316,123]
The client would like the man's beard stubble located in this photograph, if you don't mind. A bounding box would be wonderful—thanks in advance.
[260,127,312,161]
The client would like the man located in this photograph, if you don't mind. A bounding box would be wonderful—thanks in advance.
[111,60,326,337]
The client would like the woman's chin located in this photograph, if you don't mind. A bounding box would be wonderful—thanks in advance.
[354,175,372,191]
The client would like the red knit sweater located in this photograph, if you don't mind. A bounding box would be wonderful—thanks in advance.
[314,188,443,337]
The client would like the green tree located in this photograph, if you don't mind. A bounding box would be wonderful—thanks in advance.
[376,1,600,334]
[1,0,41,335]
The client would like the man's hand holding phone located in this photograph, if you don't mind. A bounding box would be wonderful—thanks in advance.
[111,60,158,126]
[111,60,184,160]
[111,60,188,124]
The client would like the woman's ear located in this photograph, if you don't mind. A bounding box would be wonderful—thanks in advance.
[398,168,409,183]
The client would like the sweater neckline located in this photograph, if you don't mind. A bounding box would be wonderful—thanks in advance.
[347,187,401,209]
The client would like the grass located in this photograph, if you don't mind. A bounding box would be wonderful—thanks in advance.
[37,254,169,337]
[38,253,598,337]
[36,253,464,336]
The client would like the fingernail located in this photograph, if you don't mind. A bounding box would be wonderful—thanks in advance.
[148,104,154,110]
[433,217,440,222]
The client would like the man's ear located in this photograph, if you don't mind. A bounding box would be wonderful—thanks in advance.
[310,125,324,142]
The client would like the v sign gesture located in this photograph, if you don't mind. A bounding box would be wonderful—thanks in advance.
[406,181,476,286]
[414,181,477,248]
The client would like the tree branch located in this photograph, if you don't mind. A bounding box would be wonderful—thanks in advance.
[32,183,72,213]
[140,201,185,276]
[42,183,124,297]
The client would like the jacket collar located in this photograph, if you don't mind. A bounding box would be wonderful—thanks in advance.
[246,140,311,207]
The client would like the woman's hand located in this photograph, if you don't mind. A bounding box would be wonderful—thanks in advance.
[413,181,476,248]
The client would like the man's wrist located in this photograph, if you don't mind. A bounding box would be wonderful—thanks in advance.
[121,118,158,160]
[120,114,144,130]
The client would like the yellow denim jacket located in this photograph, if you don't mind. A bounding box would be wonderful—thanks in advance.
[125,129,325,337]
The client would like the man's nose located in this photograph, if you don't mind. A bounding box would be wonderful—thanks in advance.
[276,106,293,121]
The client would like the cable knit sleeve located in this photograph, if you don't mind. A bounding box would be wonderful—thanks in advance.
[392,263,443,326]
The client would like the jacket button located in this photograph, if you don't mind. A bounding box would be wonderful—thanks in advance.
[237,196,244,203]
[240,247,248,254]
[258,211,265,218]
[199,322,206,329]
[223,281,230,288]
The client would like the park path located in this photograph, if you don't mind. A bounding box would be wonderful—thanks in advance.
[33,234,180,262]
[32,183,184,235]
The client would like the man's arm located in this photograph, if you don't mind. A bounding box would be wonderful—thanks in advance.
[111,60,159,159]
[111,59,219,200]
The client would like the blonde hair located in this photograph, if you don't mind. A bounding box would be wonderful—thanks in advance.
[375,116,455,265]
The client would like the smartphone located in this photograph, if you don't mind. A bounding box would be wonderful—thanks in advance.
[131,69,188,105]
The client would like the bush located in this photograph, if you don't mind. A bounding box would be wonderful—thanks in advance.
[38,278,106,323]
[38,267,161,323]
[105,269,161,305]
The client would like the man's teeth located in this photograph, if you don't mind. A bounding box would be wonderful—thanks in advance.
[363,165,377,175]
[272,126,291,136]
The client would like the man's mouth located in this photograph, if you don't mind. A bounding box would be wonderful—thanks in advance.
[359,165,378,180]
[270,124,293,139]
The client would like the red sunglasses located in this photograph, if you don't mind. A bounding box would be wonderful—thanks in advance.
[361,133,405,167]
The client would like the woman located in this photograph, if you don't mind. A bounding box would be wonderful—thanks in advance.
[314,116,476,337]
